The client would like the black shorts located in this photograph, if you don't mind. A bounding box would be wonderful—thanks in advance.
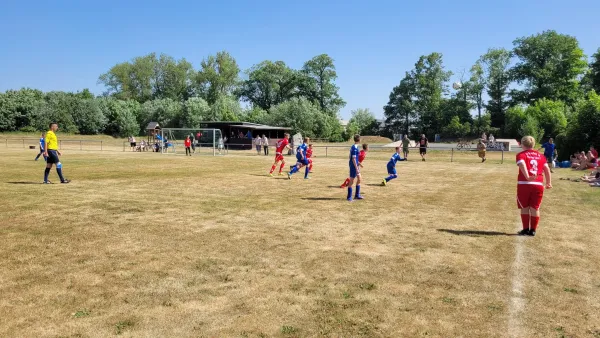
[47,150,59,164]
[130,142,136,147]
[420,147,427,155]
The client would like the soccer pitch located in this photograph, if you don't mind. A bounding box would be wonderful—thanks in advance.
[1,147,599,337]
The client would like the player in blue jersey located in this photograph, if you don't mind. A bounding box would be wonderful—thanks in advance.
[34,132,47,161]
[288,137,311,180]
[347,135,363,201]
[382,146,406,186]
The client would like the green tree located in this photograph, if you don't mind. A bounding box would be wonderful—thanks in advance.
[300,54,346,115]
[195,51,240,105]
[237,61,298,111]
[100,98,141,137]
[384,74,416,136]
[98,53,156,102]
[411,53,453,135]
[138,99,182,130]
[180,97,210,128]
[480,48,512,130]
[72,98,107,134]
[504,105,527,138]
[209,95,242,121]
[266,97,324,137]
[511,30,587,106]
[153,54,194,101]
[469,61,486,127]
[582,48,600,94]
[0,88,45,131]
[523,99,567,138]
[519,116,544,143]
[242,106,269,124]
[443,116,471,138]
[349,108,378,135]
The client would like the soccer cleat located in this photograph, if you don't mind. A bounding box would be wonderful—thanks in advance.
[43,180,52,184]
[527,231,536,237]
[347,198,353,202]
[278,172,283,176]
[304,177,310,180]
[517,229,530,236]
[269,173,273,177]
[61,179,70,184]
[340,184,346,188]
[287,172,292,180]
[381,179,387,186]
[354,195,364,200]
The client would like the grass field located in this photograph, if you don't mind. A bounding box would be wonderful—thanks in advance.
[1,146,600,337]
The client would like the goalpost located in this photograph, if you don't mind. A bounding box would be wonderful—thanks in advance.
[159,128,223,156]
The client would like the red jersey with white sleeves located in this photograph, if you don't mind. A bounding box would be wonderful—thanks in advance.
[516,149,546,185]
[306,148,313,158]
[275,138,289,154]
[358,150,366,163]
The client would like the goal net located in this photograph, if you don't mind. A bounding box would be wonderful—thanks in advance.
[159,128,223,155]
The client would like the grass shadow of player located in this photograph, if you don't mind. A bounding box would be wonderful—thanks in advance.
[301,197,340,201]
[437,229,517,237]
[365,184,383,187]
[6,181,43,185]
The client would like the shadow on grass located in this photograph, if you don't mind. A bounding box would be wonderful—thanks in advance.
[365,183,383,187]
[301,197,340,201]
[437,229,517,237]
[327,185,344,189]
[6,181,43,185]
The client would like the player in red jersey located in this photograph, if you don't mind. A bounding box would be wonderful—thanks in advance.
[307,144,314,173]
[516,136,552,236]
[341,144,369,188]
[269,133,291,176]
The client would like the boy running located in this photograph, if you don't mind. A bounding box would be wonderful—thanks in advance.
[477,139,486,162]
[347,135,363,201]
[288,137,310,180]
[34,132,46,161]
[43,122,70,184]
[539,138,557,173]
[382,146,406,186]
[269,133,291,176]
[341,144,368,188]
[516,136,552,236]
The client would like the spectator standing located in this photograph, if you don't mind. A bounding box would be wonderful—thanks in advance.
[401,135,410,160]
[255,136,262,155]
[262,134,269,156]
[477,139,487,162]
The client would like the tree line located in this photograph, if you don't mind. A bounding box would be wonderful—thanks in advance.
[1,29,599,156]
[0,52,350,141]
[383,30,600,158]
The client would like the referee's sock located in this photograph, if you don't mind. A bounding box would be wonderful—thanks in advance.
[56,163,66,182]
[44,168,50,182]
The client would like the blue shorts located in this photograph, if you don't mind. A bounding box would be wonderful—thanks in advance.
[387,164,397,175]
[296,157,309,165]
[349,165,359,178]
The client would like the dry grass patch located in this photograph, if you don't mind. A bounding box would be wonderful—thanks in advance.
[0,148,599,337]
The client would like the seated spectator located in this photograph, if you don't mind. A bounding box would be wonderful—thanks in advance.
[590,145,598,159]
[587,151,598,169]
[572,152,585,169]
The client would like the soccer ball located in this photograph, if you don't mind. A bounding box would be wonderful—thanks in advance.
[452,82,462,90]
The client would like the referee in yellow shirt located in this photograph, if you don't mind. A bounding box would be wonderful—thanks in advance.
[43,122,70,184]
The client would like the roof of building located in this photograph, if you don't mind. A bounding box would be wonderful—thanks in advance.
[146,122,160,130]
[201,121,292,130]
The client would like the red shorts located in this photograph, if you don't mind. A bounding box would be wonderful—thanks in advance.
[516,184,544,210]
[274,153,285,163]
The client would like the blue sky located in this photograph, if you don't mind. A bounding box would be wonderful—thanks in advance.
[1,0,599,119]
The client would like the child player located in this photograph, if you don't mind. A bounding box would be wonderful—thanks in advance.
[288,137,310,180]
[381,146,406,186]
[307,144,314,173]
[341,144,368,188]
[516,136,552,236]
[269,133,291,176]
[347,135,364,201]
